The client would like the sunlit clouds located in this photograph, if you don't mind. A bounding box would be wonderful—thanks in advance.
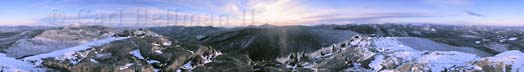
[0,0,523,26]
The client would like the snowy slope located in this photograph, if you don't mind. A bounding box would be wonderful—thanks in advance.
[373,37,419,52]
[370,37,524,72]
[0,53,43,72]
[0,37,127,72]
[370,37,480,72]
[23,37,129,64]
[4,26,116,58]
[415,51,480,72]
[483,50,524,71]
[396,37,492,57]
[361,37,511,71]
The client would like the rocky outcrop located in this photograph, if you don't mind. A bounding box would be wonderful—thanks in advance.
[193,53,254,72]
[271,35,524,72]
[41,29,225,72]
[40,39,155,72]
[115,29,163,38]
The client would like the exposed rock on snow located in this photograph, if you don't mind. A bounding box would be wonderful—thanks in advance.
[114,29,163,38]
[279,35,523,72]
[36,29,224,72]
[407,51,480,72]
[35,29,163,72]
[193,53,254,72]
[473,50,524,72]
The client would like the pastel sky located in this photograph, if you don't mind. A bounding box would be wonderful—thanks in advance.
[0,0,523,26]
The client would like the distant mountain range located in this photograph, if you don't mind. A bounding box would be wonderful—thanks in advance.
[0,24,523,72]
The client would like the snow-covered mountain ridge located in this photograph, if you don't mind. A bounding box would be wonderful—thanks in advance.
[0,36,127,72]
[4,26,116,58]
[279,35,524,72]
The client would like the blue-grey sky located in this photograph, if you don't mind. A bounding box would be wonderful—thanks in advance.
[0,0,523,26]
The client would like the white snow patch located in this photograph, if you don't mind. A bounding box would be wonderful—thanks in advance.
[154,69,160,72]
[286,65,297,69]
[131,49,163,66]
[163,42,172,46]
[430,28,437,32]
[302,62,314,68]
[369,55,385,71]
[154,50,163,54]
[499,39,506,42]
[475,41,481,44]
[130,49,145,59]
[149,60,161,72]
[148,60,160,64]
[152,43,160,46]
[89,58,99,63]
[353,63,361,68]
[119,63,134,70]
[508,37,518,41]
[181,61,194,70]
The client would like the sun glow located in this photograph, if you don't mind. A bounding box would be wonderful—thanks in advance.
[248,0,314,25]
